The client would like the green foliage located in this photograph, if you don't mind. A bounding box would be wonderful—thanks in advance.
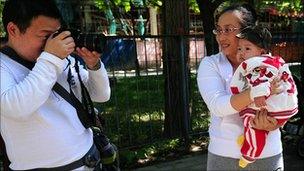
[93,0,197,12]
[0,1,5,37]
[189,0,200,13]
[256,0,303,13]
[94,0,162,12]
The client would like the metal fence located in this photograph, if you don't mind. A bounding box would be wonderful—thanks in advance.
[96,35,208,149]
[96,32,304,149]
[0,32,303,170]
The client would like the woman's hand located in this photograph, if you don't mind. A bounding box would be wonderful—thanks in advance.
[250,108,281,131]
[76,47,101,70]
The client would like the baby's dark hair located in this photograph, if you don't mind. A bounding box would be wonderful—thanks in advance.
[236,26,272,52]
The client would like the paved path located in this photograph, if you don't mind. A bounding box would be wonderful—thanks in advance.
[134,143,304,171]
[135,153,207,171]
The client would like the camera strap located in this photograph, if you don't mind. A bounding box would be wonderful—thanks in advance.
[0,46,96,128]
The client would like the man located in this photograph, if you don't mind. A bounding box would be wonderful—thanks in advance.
[0,0,111,170]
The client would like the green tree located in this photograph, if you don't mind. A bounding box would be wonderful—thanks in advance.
[94,0,162,12]
[255,0,303,13]
[0,1,5,37]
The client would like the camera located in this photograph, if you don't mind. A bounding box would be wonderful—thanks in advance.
[92,127,118,165]
[53,27,107,53]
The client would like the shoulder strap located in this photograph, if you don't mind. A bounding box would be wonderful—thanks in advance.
[0,46,95,128]
[0,45,35,69]
[0,134,10,171]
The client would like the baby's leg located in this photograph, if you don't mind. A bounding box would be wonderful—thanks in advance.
[239,115,269,168]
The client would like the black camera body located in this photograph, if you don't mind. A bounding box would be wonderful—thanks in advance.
[53,28,107,53]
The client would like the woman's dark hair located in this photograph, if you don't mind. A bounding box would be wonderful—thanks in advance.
[215,3,258,29]
[2,0,62,34]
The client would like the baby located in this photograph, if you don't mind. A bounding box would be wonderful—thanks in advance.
[230,26,298,168]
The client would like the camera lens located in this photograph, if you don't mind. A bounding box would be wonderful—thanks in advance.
[75,32,106,53]
[53,28,107,53]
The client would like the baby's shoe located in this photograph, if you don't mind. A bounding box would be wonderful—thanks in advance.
[237,135,245,147]
[239,156,254,168]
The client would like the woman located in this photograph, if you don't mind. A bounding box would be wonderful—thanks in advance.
[197,4,284,170]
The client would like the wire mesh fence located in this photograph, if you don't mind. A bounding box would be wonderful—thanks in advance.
[95,32,303,149]
[95,35,208,149]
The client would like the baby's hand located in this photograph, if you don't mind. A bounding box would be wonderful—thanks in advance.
[254,96,266,107]
[250,82,271,101]
[270,78,283,95]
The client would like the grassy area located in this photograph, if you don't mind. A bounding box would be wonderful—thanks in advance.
[95,75,165,147]
[95,74,209,147]
[94,73,209,168]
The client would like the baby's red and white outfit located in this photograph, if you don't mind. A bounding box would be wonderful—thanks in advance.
[230,55,298,167]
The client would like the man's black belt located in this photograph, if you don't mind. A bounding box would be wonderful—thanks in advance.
[12,144,99,171]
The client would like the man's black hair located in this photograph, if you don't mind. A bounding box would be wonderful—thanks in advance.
[2,0,62,34]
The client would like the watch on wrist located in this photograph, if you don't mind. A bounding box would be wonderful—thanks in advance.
[88,60,101,71]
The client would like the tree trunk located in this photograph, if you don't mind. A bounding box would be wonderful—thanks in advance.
[162,0,190,139]
[196,0,224,55]
[55,0,83,30]
[149,7,158,35]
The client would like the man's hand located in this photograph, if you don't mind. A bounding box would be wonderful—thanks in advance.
[44,31,75,59]
[250,108,280,131]
[76,47,101,70]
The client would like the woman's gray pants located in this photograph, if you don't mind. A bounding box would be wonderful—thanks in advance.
[207,152,284,171]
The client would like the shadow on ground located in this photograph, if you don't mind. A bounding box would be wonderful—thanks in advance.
[283,141,304,171]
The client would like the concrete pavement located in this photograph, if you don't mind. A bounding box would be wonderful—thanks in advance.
[133,143,304,171]
[134,153,207,171]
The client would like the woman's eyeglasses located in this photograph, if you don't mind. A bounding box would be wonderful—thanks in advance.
[213,27,240,35]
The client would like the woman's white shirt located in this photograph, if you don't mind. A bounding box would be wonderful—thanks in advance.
[197,52,282,159]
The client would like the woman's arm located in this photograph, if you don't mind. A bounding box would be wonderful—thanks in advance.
[197,55,281,116]
[230,89,253,111]
[231,77,282,112]
[197,57,253,117]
